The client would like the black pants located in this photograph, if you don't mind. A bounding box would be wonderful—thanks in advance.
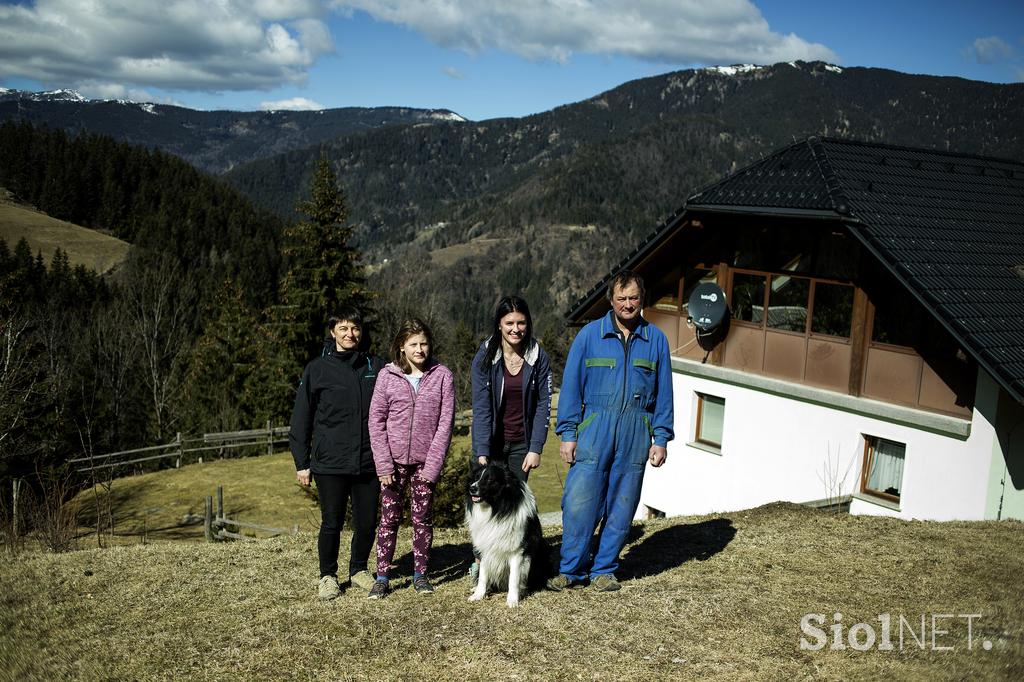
[313,472,380,579]
[490,440,531,484]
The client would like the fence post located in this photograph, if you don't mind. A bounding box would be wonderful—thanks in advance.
[205,496,213,542]
[11,478,20,539]
[267,420,273,455]
[216,486,224,521]
[176,432,182,469]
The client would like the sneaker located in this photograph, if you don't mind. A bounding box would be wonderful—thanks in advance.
[468,562,479,586]
[546,574,583,591]
[367,579,390,600]
[591,574,621,592]
[413,576,435,594]
[318,575,342,600]
[350,570,376,591]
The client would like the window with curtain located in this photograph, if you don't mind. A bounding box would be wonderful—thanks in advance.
[862,436,906,501]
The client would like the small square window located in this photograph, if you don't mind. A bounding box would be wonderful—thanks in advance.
[861,436,906,501]
[695,394,725,447]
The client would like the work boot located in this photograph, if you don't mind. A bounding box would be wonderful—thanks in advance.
[590,574,621,592]
[546,574,583,591]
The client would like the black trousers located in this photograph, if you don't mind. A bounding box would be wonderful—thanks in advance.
[313,472,380,579]
[490,440,531,483]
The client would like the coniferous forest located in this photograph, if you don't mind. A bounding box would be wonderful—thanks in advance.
[0,123,426,510]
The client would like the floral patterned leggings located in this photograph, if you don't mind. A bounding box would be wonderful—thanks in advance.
[375,462,434,578]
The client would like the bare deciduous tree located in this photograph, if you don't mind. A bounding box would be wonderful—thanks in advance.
[0,314,36,463]
[120,257,196,441]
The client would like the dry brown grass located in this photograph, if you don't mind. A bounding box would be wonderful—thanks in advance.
[2,502,1022,680]
[0,201,130,274]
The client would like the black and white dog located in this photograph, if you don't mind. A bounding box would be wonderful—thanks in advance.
[466,461,550,607]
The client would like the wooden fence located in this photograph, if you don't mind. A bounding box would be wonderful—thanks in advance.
[68,422,290,474]
[67,407,497,476]
[204,485,297,542]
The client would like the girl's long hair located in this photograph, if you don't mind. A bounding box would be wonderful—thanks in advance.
[390,318,434,374]
[478,296,533,372]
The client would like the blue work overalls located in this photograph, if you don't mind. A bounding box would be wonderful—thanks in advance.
[555,310,674,580]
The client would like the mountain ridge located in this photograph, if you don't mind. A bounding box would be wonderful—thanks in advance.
[0,88,467,174]
[3,61,1022,331]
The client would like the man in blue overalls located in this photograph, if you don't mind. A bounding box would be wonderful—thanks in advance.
[550,269,674,592]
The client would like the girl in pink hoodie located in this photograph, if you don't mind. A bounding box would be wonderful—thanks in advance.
[367,318,455,598]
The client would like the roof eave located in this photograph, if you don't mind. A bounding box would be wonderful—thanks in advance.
[683,204,843,220]
[844,223,1024,406]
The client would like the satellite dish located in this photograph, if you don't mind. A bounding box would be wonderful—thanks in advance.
[687,282,728,333]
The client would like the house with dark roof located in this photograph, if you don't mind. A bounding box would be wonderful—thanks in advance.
[566,137,1024,521]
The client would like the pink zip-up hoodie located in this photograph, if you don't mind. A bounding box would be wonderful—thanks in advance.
[368,360,455,483]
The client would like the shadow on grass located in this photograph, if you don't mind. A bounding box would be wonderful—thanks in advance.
[75,480,155,530]
[618,517,735,580]
[390,538,476,588]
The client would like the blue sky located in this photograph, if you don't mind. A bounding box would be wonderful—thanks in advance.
[0,1,1021,121]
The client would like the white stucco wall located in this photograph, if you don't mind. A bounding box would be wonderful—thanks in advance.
[638,358,1001,521]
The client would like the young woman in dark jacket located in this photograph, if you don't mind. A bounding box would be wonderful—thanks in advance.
[470,296,552,482]
[290,305,385,600]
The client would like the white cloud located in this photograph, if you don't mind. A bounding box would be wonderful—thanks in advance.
[966,36,1015,64]
[0,0,335,92]
[259,96,325,110]
[328,0,837,65]
[76,82,159,102]
[442,66,465,79]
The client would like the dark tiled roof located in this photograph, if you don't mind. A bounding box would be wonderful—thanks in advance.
[567,137,1024,404]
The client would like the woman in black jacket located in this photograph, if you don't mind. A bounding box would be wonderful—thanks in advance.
[290,305,384,600]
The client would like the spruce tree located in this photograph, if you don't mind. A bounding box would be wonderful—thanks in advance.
[184,277,258,434]
[281,155,369,358]
[253,155,370,423]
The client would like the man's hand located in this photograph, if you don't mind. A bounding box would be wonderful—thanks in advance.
[296,468,311,486]
[648,444,667,468]
[523,452,541,472]
[477,456,488,466]
[560,441,577,464]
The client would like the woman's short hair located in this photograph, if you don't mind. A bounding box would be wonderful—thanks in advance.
[390,318,434,373]
[327,305,363,330]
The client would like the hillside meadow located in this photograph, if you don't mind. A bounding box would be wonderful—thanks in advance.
[0,197,130,274]
[65,435,568,547]
[2,500,1022,681]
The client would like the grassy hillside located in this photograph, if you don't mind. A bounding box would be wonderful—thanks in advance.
[0,196,130,274]
[2,503,1021,680]
[69,435,569,546]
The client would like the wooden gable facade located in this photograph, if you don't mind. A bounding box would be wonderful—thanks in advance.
[568,137,1024,419]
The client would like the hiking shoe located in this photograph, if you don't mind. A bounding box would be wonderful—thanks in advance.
[367,580,390,600]
[318,575,342,600]
[591,574,621,592]
[546,574,583,591]
[468,562,479,586]
[413,576,435,594]
[350,570,376,591]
